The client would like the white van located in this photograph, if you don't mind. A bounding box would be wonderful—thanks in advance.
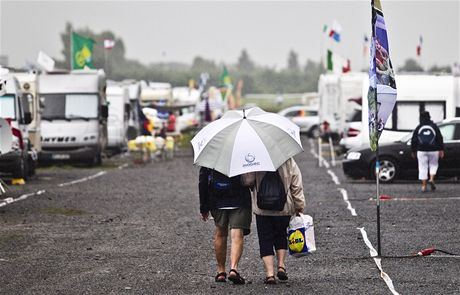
[125,80,142,140]
[39,69,108,165]
[0,72,34,178]
[106,81,130,152]
[343,74,460,151]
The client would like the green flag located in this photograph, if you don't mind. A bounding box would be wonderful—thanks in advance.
[219,66,232,87]
[72,32,95,69]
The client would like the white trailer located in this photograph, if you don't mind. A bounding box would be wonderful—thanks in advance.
[345,74,460,150]
[39,69,108,165]
[318,72,367,140]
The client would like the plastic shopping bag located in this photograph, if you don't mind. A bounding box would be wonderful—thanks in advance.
[287,213,316,257]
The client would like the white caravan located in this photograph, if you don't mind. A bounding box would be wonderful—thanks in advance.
[140,81,172,106]
[318,72,367,140]
[106,81,130,152]
[39,69,108,165]
[0,71,34,178]
[343,74,460,150]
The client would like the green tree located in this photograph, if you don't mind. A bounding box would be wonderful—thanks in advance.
[237,49,255,72]
[398,58,423,72]
[287,50,300,72]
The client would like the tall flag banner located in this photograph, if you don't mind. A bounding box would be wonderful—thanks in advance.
[72,32,95,69]
[416,35,423,56]
[327,50,350,73]
[367,0,397,151]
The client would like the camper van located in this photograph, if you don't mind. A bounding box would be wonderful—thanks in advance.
[106,81,130,152]
[0,71,34,178]
[341,74,460,151]
[140,81,172,106]
[39,69,108,165]
[318,72,367,141]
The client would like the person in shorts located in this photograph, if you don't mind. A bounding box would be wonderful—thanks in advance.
[198,167,252,284]
[411,111,444,192]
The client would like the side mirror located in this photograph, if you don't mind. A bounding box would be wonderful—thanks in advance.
[22,112,33,125]
[101,105,109,119]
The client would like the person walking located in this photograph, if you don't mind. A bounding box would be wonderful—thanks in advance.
[198,167,252,284]
[411,111,445,192]
[242,158,305,284]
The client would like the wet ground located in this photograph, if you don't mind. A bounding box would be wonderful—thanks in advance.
[1,137,459,294]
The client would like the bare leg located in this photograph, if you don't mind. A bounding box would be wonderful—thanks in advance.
[229,228,244,271]
[262,255,275,277]
[276,249,287,270]
[214,226,228,274]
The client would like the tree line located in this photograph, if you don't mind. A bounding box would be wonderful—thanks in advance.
[54,23,452,94]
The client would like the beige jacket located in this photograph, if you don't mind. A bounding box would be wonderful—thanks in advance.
[242,158,305,216]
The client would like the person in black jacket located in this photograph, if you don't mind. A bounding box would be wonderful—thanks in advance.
[411,111,444,192]
[198,167,252,284]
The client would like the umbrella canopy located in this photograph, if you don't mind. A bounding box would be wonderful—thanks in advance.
[191,107,303,177]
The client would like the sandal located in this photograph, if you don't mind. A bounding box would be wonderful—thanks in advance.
[277,266,288,281]
[264,276,276,284]
[215,272,227,283]
[228,269,245,285]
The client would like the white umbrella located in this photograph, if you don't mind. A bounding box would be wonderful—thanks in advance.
[191,107,303,177]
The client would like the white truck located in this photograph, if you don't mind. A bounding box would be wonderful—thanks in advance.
[343,74,460,151]
[318,72,367,141]
[0,70,34,178]
[38,69,108,165]
[106,81,130,152]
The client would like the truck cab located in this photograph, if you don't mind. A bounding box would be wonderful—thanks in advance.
[38,69,108,165]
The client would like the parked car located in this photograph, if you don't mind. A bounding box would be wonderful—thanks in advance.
[342,118,460,183]
[278,105,320,137]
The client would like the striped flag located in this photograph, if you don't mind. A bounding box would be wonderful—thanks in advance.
[104,39,115,50]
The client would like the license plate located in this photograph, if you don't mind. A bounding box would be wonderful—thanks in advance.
[52,154,70,160]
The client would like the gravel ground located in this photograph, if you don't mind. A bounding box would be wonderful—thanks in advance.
[0,137,459,294]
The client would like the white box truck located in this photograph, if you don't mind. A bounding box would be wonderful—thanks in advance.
[39,69,108,165]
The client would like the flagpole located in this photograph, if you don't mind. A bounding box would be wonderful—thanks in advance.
[70,30,73,70]
[371,0,382,257]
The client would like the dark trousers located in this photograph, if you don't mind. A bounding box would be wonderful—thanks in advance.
[255,214,291,257]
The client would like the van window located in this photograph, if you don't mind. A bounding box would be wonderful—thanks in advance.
[42,94,98,119]
[0,95,16,119]
[388,101,446,132]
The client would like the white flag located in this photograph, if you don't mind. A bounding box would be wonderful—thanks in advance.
[104,39,115,49]
[37,51,55,72]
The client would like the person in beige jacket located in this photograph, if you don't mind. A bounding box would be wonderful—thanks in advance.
[242,157,305,284]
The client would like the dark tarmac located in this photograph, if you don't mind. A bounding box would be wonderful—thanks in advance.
[1,137,459,294]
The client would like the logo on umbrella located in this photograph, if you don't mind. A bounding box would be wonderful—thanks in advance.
[243,153,260,167]
[198,138,206,151]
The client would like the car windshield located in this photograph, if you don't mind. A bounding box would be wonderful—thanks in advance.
[0,95,16,119]
[42,94,98,120]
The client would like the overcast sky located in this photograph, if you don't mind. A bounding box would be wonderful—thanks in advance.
[0,0,459,71]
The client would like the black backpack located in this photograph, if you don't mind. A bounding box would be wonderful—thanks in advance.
[417,124,436,146]
[257,171,287,211]
[208,170,234,199]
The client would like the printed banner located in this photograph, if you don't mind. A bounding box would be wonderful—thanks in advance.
[72,32,95,69]
[367,0,397,151]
